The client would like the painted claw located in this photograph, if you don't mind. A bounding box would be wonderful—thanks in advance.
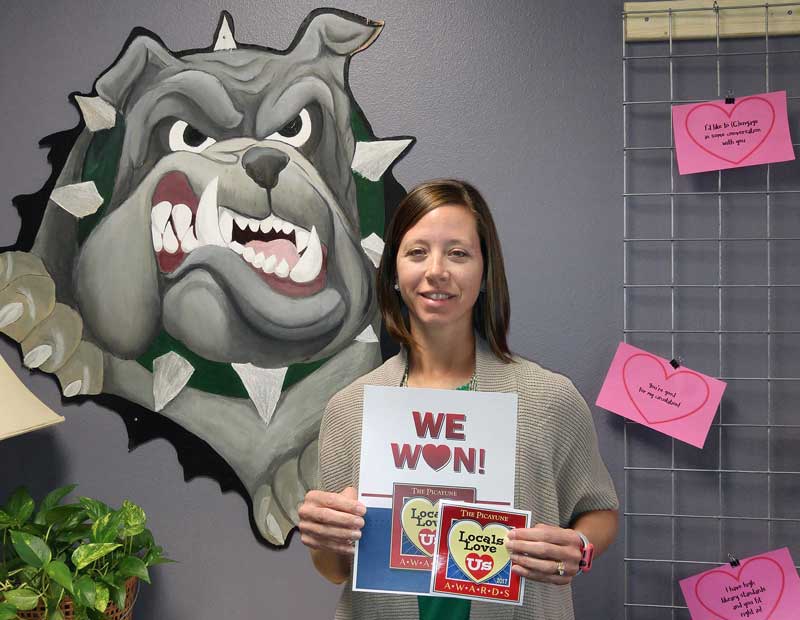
[62,380,83,398]
[0,302,24,328]
[23,344,53,368]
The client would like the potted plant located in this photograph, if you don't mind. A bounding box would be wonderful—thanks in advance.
[0,485,170,620]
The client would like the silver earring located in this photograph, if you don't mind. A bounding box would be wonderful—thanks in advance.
[394,282,400,291]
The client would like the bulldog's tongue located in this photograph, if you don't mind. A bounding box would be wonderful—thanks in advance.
[246,239,300,269]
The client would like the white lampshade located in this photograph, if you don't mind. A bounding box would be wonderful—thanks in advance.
[0,353,64,440]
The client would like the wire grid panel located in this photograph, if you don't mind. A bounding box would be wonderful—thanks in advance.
[622,3,800,619]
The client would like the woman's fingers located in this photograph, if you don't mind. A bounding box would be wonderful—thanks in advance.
[298,488,367,554]
[505,524,583,584]
[509,558,572,585]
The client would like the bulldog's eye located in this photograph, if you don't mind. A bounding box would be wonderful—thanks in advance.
[169,120,216,153]
[266,108,312,148]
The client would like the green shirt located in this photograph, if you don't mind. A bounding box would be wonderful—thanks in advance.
[417,379,473,620]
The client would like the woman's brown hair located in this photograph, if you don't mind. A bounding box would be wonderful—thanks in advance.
[377,179,512,362]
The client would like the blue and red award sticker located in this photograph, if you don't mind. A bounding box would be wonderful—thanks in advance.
[430,500,531,605]
[390,484,476,571]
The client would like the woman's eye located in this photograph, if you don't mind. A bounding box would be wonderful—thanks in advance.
[266,108,312,147]
[169,120,216,153]
[450,250,468,258]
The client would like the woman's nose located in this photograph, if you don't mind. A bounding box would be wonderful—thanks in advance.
[426,253,449,280]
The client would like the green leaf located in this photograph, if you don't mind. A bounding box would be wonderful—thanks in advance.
[44,505,87,530]
[90,511,123,544]
[77,498,110,522]
[0,603,19,620]
[120,501,146,538]
[54,524,91,545]
[117,555,149,583]
[4,488,35,525]
[10,530,52,568]
[35,485,77,524]
[45,560,73,593]
[111,583,126,610]
[93,583,109,613]
[129,528,154,553]
[0,510,15,529]
[71,543,121,570]
[73,575,96,608]
[2,587,40,610]
[51,609,65,620]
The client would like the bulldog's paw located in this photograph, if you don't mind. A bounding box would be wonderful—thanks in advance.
[0,251,103,396]
[252,439,319,545]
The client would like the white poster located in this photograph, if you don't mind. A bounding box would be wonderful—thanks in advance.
[353,385,518,595]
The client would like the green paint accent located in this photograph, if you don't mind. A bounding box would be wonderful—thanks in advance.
[137,331,248,398]
[78,117,125,245]
[135,330,332,397]
[350,109,385,239]
[282,356,330,387]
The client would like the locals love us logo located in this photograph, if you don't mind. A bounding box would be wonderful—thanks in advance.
[447,520,511,583]
[401,497,439,556]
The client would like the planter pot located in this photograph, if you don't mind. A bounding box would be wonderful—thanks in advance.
[15,577,138,620]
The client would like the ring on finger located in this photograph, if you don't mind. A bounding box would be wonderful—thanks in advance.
[555,560,566,577]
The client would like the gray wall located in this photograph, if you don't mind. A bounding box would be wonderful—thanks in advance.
[0,1,624,617]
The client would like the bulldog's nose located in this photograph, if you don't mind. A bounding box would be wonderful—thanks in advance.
[242,147,289,190]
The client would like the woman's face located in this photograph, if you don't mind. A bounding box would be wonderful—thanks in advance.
[395,204,484,335]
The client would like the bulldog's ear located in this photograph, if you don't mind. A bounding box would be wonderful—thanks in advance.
[294,10,383,58]
[95,35,178,111]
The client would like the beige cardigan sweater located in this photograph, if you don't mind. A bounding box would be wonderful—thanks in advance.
[318,338,618,620]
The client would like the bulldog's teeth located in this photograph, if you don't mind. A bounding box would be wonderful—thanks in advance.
[262,254,277,274]
[248,219,260,232]
[151,224,163,253]
[196,177,225,246]
[260,215,274,234]
[163,225,179,254]
[181,230,199,252]
[289,226,322,283]
[230,241,244,254]
[219,209,233,243]
[243,246,256,262]
[272,215,285,232]
[275,259,290,278]
[295,228,310,252]
[234,215,248,230]
[253,252,265,268]
[151,201,172,233]
[281,221,294,235]
[172,203,192,239]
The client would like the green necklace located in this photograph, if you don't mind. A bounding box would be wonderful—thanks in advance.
[400,365,477,391]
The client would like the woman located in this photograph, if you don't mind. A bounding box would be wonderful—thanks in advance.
[299,179,618,620]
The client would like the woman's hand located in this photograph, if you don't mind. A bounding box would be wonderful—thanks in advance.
[504,524,583,586]
[298,486,366,556]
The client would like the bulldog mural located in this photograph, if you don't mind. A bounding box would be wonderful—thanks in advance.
[0,9,412,544]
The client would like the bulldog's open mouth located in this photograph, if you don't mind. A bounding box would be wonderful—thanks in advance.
[150,171,327,298]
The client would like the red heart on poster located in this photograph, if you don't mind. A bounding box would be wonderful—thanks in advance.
[685,96,775,164]
[465,553,494,581]
[418,528,436,554]
[694,557,785,620]
[422,444,451,470]
[622,354,710,425]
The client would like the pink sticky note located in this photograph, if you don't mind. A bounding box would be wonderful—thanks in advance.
[672,90,795,175]
[595,342,726,448]
[680,548,800,620]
